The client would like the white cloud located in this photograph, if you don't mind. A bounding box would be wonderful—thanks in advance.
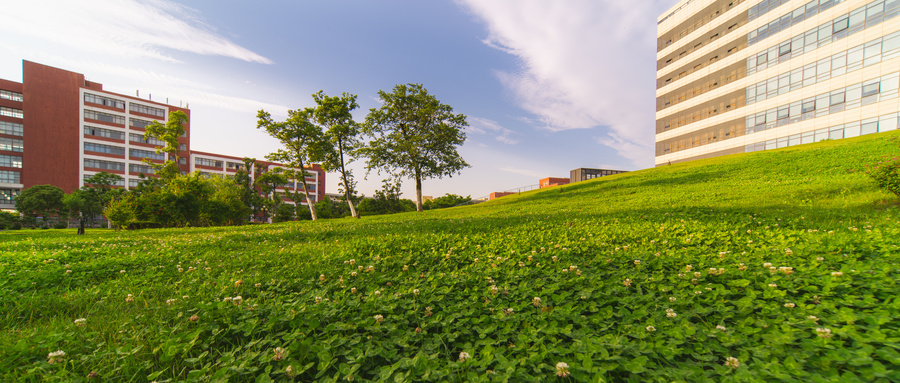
[467,116,519,145]
[456,0,677,168]
[0,0,271,64]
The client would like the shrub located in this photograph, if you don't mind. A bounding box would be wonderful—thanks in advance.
[53,220,68,229]
[867,156,900,198]
[8,221,20,230]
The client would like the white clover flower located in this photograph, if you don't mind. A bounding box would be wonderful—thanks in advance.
[555,362,570,377]
[119,270,126,274]
[816,257,824,261]
[272,347,287,361]
[808,315,819,322]
[319,274,326,282]
[74,318,86,327]
[315,296,323,304]
[551,256,558,262]
[403,265,409,271]
[459,351,471,362]
[490,285,499,296]
[768,283,777,288]
[784,303,795,308]
[373,290,381,296]
[763,262,773,268]
[575,269,582,276]
[693,272,702,278]
[831,271,843,277]
[646,325,656,332]
[716,325,726,331]
[413,289,419,296]
[350,271,357,277]
[623,279,632,287]
[286,365,295,377]
[569,265,578,271]
[669,297,676,302]
[166,299,176,305]
[532,297,542,307]
[232,296,243,305]
[816,327,832,338]
[366,265,375,272]
[126,294,134,303]
[349,259,356,265]
[374,314,384,323]
[725,356,739,369]
[738,263,747,271]
[634,260,641,266]
[666,308,677,318]
[685,265,693,271]
[47,350,66,364]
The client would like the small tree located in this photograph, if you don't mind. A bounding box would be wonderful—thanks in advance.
[257,109,323,220]
[310,91,362,218]
[144,110,188,180]
[254,167,288,223]
[15,185,65,226]
[424,193,472,210]
[361,83,469,212]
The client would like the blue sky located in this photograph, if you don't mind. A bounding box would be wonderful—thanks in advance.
[0,0,679,199]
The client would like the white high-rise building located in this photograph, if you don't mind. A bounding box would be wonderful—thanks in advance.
[656,0,900,165]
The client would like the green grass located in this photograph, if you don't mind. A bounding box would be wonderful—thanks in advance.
[2,131,900,382]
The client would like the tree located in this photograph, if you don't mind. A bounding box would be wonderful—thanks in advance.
[424,193,472,210]
[15,185,65,226]
[254,167,288,223]
[357,178,416,216]
[310,91,362,218]
[82,172,125,228]
[361,83,469,212]
[257,109,322,220]
[144,110,188,180]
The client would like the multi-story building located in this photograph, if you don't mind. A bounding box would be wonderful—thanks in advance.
[569,168,628,182]
[0,60,325,211]
[656,0,900,165]
[189,150,324,204]
[539,177,571,188]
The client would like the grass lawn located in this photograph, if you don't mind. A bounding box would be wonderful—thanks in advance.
[1,130,899,382]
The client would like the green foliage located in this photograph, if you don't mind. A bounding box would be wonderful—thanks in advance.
[310,90,362,218]
[144,110,188,180]
[357,178,416,216]
[258,109,322,220]
[424,193,471,210]
[866,136,900,198]
[2,131,900,381]
[15,185,65,222]
[273,203,296,223]
[361,83,469,212]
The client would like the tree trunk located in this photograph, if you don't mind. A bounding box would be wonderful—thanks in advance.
[415,168,423,212]
[337,138,359,218]
[298,161,318,221]
[77,217,85,235]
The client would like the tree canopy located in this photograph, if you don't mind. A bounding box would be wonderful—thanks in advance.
[311,91,361,218]
[15,185,65,223]
[257,109,323,220]
[361,83,469,212]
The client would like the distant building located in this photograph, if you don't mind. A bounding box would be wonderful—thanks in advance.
[539,177,570,188]
[570,168,628,182]
[0,60,325,211]
[489,191,515,200]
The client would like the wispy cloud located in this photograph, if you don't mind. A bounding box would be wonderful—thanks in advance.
[498,167,547,179]
[467,116,519,145]
[455,0,677,168]
[0,0,271,64]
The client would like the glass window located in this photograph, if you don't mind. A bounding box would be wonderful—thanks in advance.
[129,149,166,161]
[862,82,881,97]
[129,118,152,129]
[779,43,792,56]
[129,103,166,118]
[0,137,23,152]
[84,126,125,140]
[0,121,23,136]
[0,170,20,184]
[830,91,845,105]
[84,109,125,125]
[0,188,19,203]
[83,159,125,172]
[84,142,125,156]
[833,16,849,32]
[84,93,125,109]
[0,106,24,119]
[129,163,155,175]
[0,154,22,168]
[802,100,816,113]
[129,133,166,147]
[0,90,23,102]
[864,41,883,66]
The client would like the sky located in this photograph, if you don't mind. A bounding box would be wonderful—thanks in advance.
[0,0,680,200]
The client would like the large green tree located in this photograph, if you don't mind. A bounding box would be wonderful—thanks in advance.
[257,109,322,220]
[361,83,469,212]
[64,172,124,234]
[144,110,188,180]
[15,185,65,225]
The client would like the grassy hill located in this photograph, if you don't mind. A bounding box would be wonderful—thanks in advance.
[2,131,899,382]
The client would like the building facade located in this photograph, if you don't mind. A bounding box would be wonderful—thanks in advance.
[570,168,629,182]
[656,0,900,165]
[0,61,324,210]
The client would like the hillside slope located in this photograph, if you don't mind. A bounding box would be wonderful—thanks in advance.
[1,131,899,382]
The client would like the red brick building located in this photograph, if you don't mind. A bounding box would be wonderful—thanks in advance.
[539,177,570,188]
[0,61,325,210]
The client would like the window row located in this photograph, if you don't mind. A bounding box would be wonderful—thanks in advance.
[746,112,899,152]
[748,0,846,46]
[83,173,125,186]
[129,133,166,147]
[129,163,155,175]
[0,90,23,102]
[84,126,126,140]
[747,31,900,105]
[130,118,152,129]
[84,109,125,125]
[84,142,126,156]
[0,106,23,119]
[195,157,223,168]
[748,0,900,75]
[84,93,125,109]
[129,103,166,118]
[0,188,18,203]
[0,121,23,136]
[0,137,23,152]
[745,73,899,135]
[749,0,792,22]
[226,161,245,171]
[84,158,125,172]
[130,148,166,161]
[658,0,746,51]
[0,154,22,168]
[0,170,20,184]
